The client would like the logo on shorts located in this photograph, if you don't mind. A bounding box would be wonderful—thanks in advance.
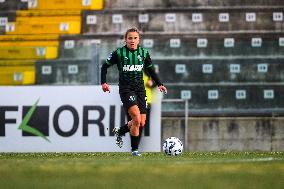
[129,95,135,102]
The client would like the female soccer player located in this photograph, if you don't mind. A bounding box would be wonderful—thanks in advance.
[101,27,167,156]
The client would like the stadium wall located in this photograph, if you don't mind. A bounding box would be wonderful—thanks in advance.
[162,117,284,151]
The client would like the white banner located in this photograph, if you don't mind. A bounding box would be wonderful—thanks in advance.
[0,86,161,152]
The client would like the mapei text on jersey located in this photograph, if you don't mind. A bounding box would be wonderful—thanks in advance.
[122,65,144,72]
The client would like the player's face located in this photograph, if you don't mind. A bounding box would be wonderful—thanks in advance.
[125,32,140,50]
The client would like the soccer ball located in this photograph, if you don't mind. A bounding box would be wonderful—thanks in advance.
[163,137,183,156]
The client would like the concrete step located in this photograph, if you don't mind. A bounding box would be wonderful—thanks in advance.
[36,59,98,85]
[162,84,284,110]
[73,33,284,59]
[82,9,284,34]
[0,0,27,11]
[104,0,284,9]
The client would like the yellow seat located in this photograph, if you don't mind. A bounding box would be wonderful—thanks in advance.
[28,0,103,10]
[6,21,81,35]
[15,16,81,22]
[0,34,59,41]
[6,14,81,35]
[0,66,35,85]
[0,60,35,66]
[0,41,59,47]
[17,10,82,17]
[0,46,58,59]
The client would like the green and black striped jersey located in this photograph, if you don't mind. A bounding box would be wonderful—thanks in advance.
[101,45,162,87]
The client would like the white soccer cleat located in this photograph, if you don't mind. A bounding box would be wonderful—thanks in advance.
[131,150,142,156]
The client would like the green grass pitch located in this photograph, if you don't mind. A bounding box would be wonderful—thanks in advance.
[0,152,284,189]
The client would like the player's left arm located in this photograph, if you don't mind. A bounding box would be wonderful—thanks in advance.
[144,52,167,94]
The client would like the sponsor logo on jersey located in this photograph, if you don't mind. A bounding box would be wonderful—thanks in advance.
[123,65,144,72]
[137,55,143,61]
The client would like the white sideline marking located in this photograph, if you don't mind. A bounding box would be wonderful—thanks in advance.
[175,157,284,164]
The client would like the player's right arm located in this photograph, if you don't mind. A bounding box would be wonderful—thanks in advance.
[100,51,118,93]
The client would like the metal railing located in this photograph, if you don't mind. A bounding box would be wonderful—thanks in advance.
[162,98,189,150]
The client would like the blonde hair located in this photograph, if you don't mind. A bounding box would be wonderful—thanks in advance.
[124,27,140,39]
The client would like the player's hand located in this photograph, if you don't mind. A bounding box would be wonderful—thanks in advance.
[102,83,110,93]
[146,80,154,87]
[158,85,167,95]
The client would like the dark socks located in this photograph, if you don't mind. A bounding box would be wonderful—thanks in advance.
[138,127,143,145]
[119,123,130,135]
[131,135,139,151]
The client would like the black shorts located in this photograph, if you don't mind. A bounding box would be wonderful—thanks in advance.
[119,89,147,114]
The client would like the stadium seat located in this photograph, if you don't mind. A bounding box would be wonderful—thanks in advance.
[153,58,284,84]
[0,34,59,41]
[163,85,283,111]
[0,0,104,86]
[58,37,99,59]
[90,33,284,60]
[0,7,103,85]
[0,65,35,85]
[104,0,284,9]
[36,59,98,84]
[82,9,284,34]
[27,0,103,10]
[0,11,16,23]
[0,60,34,66]
[102,57,284,85]
[6,15,81,35]
[16,9,82,17]
[0,11,15,34]
[0,40,59,59]
[1,0,283,117]
[36,37,101,84]
[0,46,58,59]
[0,27,5,35]
[0,41,59,47]
[0,0,27,11]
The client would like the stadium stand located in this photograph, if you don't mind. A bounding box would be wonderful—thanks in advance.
[0,0,103,85]
[82,9,284,34]
[91,33,284,59]
[1,0,284,115]
[88,0,284,115]
[35,37,100,84]
[146,58,284,84]
[103,0,284,8]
